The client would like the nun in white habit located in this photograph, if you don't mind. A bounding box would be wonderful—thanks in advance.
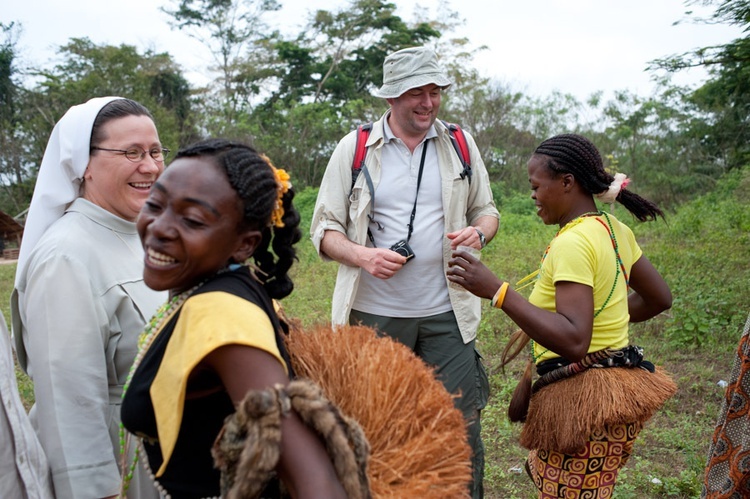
[11,96,167,499]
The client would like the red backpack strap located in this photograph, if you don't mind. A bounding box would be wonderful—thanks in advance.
[441,120,472,183]
[351,122,373,192]
[349,122,381,240]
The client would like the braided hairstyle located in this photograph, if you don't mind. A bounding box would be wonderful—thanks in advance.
[174,139,301,300]
[533,134,663,222]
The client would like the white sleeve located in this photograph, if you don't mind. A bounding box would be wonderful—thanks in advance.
[310,131,357,257]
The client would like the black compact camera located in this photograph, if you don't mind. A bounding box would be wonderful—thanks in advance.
[390,240,415,263]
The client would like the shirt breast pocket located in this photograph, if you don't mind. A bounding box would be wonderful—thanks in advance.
[348,184,366,220]
[109,282,164,379]
[120,280,164,325]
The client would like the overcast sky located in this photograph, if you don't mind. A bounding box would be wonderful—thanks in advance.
[4,0,744,100]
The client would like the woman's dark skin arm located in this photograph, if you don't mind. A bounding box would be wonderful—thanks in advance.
[447,249,593,361]
[627,255,672,322]
[203,345,347,499]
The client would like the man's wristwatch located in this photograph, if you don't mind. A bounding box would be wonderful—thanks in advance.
[475,228,487,248]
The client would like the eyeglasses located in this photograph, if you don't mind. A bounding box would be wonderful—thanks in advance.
[91,146,170,163]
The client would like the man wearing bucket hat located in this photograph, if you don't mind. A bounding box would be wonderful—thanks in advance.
[311,46,499,497]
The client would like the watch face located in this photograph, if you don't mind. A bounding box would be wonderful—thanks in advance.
[476,229,486,247]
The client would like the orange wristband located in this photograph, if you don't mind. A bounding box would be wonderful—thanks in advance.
[491,282,509,309]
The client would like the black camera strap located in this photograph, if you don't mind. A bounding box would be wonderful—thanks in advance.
[367,138,430,247]
[406,139,429,243]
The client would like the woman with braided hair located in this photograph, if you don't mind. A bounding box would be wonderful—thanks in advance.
[120,139,356,498]
[447,133,676,498]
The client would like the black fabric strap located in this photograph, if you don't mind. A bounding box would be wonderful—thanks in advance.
[406,140,429,244]
[368,139,430,247]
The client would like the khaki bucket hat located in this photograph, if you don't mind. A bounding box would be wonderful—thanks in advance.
[372,46,452,99]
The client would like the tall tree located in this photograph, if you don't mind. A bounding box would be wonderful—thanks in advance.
[596,88,713,207]
[253,0,443,187]
[0,22,30,215]
[162,0,281,134]
[440,76,530,190]
[270,0,440,107]
[26,38,196,148]
[649,0,750,170]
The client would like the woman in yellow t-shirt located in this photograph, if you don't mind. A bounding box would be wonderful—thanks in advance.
[448,133,676,498]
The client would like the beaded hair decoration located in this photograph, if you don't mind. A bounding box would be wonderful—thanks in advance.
[261,154,291,228]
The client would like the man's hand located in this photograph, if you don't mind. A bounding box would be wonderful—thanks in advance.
[446,226,482,250]
[320,230,406,279]
[359,247,407,279]
[446,215,498,250]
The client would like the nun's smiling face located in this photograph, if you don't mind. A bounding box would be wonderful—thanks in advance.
[84,115,164,222]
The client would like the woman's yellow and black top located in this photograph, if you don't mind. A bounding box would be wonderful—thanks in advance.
[121,267,291,499]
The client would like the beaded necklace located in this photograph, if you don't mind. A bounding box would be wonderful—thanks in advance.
[118,282,203,498]
[515,211,601,292]
[521,211,629,362]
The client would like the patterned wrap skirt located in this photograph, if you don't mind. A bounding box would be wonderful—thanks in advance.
[703,313,750,498]
[526,421,642,499]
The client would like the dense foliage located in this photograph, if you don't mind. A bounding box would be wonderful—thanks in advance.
[283,169,750,497]
[3,1,749,495]
[2,0,748,216]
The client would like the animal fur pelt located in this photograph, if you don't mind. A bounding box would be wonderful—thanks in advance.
[212,379,371,499]
[284,324,473,499]
[520,366,677,455]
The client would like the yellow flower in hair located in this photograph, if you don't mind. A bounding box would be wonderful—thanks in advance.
[261,154,291,228]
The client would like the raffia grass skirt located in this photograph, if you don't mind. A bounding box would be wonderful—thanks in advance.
[522,366,676,497]
[284,324,473,499]
[521,366,677,455]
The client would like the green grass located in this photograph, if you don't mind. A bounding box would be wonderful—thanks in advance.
[0,264,34,409]
[286,170,749,498]
[8,169,749,497]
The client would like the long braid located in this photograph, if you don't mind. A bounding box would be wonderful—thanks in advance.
[534,134,664,222]
[268,188,301,298]
[174,139,301,299]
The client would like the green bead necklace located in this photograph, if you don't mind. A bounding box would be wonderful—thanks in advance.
[118,283,202,497]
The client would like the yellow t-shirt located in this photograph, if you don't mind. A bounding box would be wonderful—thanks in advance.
[529,214,642,362]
